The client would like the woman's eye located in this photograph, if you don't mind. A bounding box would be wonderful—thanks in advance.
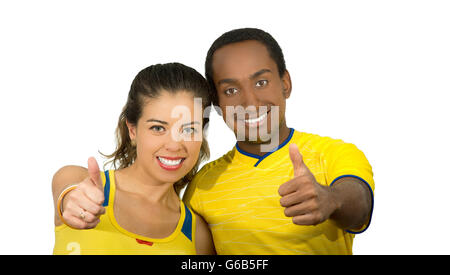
[182,127,198,135]
[224,88,238,96]
[256,80,268,88]
[150,125,165,132]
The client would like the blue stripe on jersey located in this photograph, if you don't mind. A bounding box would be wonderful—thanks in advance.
[181,204,193,241]
[235,128,295,167]
[330,174,374,234]
[103,170,110,207]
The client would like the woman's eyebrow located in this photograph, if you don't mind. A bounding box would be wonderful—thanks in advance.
[146,119,201,127]
[146,119,168,124]
[181,121,201,127]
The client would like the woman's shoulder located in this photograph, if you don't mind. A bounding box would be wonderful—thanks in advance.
[52,165,90,206]
[52,165,89,188]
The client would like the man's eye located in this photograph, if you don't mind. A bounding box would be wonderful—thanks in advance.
[150,125,165,132]
[224,88,238,96]
[256,80,268,88]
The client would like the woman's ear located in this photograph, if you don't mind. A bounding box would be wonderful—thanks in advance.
[126,120,137,141]
[281,70,292,99]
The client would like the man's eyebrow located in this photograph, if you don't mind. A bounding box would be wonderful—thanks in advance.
[250,69,272,79]
[216,69,272,86]
[217,78,237,85]
[146,119,168,124]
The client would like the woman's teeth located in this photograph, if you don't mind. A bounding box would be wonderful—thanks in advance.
[157,157,183,166]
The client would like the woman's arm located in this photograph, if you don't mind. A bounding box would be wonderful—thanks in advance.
[195,214,216,255]
[51,158,105,228]
[52,165,89,225]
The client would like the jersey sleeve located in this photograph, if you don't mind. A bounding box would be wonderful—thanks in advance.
[182,167,206,217]
[323,141,375,234]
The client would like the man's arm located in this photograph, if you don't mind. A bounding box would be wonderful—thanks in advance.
[278,143,373,231]
[329,176,372,231]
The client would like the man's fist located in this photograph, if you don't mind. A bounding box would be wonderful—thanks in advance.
[278,144,339,226]
[61,157,106,229]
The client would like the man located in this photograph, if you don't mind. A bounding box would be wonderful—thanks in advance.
[183,28,374,255]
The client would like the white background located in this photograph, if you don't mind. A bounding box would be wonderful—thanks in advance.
[1,0,449,255]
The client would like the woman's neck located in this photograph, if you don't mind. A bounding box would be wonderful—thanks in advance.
[115,163,178,206]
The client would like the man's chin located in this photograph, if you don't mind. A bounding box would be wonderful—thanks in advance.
[244,137,272,145]
[236,132,275,144]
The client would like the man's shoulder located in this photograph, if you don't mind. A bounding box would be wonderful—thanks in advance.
[295,130,367,162]
[194,148,235,180]
[296,131,347,149]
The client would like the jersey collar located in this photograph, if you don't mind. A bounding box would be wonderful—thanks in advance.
[234,128,295,168]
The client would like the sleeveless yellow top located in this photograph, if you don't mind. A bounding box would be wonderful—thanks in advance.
[54,170,197,255]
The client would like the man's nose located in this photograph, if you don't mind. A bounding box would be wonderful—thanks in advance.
[241,86,259,108]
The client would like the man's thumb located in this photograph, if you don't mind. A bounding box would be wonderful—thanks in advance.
[289,143,304,177]
[88,157,103,189]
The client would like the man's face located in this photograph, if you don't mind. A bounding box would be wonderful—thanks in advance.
[211,40,291,145]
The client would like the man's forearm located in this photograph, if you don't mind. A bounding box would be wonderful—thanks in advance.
[329,177,373,231]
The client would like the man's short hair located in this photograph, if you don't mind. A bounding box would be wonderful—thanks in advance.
[205,28,287,105]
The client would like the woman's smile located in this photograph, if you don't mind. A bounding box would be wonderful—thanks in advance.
[156,156,186,171]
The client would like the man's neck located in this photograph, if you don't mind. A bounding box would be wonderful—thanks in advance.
[236,126,291,157]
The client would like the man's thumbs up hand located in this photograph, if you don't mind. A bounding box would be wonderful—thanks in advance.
[288,143,310,178]
[61,157,106,229]
[278,144,339,226]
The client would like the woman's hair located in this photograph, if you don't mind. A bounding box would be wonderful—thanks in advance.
[103,62,212,195]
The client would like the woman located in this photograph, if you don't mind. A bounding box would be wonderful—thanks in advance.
[52,63,215,255]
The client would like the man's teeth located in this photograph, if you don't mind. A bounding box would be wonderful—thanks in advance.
[158,157,183,166]
[245,113,267,124]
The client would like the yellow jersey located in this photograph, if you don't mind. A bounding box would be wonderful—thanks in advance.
[183,129,374,255]
[54,170,197,255]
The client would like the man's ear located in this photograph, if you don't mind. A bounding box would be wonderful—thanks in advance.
[281,70,292,99]
[126,120,137,141]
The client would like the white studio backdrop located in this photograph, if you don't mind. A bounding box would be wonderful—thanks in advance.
[0,0,449,255]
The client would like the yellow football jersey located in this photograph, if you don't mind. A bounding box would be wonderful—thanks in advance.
[54,170,197,255]
[183,129,374,255]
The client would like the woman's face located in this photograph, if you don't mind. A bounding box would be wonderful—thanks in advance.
[128,90,203,185]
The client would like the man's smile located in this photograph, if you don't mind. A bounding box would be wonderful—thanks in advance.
[244,111,269,127]
[234,109,271,128]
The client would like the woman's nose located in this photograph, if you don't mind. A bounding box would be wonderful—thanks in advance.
[163,134,185,152]
[165,142,183,152]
